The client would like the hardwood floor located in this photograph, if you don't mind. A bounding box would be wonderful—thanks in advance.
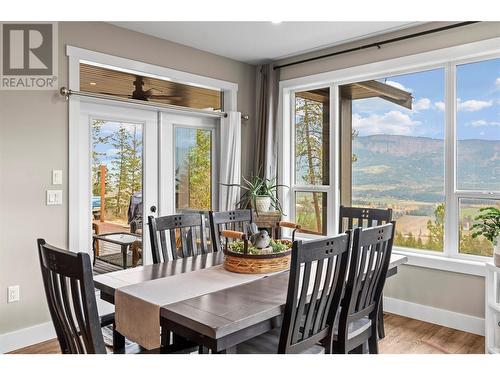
[379,313,485,354]
[9,313,485,354]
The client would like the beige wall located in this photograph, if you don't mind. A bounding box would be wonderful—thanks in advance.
[278,22,500,81]
[384,265,485,318]
[275,21,500,319]
[0,22,256,335]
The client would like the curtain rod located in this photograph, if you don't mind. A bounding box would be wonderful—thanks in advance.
[59,87,249,120]
[273,22,479,70]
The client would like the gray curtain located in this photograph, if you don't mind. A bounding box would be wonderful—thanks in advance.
[253,64,280,180]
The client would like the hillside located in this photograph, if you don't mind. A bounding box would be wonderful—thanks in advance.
[352,135,500,206]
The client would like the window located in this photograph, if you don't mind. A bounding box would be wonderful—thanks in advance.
[292,88,331,235]
[282,46,500,264]
[348,69,446,252]
[459,198,499,257]
[175,127,213,211]
[456,58,500,191]
[455,58,500,257]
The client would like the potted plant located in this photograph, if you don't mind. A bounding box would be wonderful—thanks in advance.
[471,207,500,267]
[221,176,287,215]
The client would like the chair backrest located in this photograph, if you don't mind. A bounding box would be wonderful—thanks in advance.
[148,213,209,263]
[208,209,253,252]
[337,223,395,346]
[278,233,351,354]
[37,239,106,354]
[339,205,393,233]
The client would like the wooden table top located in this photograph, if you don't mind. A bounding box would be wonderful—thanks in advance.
[160,253,408,340]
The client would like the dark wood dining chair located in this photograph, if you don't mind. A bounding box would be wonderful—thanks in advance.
[339,205,393,233]
[331,222,395,354]
[148,212,209,264]
[339,205,393,338]
[234,233,351,354]
[37,238,109,354]
[208,209,253,252]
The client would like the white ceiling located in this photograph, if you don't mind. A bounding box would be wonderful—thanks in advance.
[111,22,423,65]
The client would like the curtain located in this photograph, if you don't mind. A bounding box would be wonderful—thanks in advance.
[254,64,280,180]
[219,111,241,211]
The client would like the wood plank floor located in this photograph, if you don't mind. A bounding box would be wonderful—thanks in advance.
[9,313,485,354]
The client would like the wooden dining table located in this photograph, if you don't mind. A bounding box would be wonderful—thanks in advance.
[94,250,407,353]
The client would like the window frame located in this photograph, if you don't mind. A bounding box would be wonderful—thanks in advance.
[290,86,336,236]
[278,38,500,274]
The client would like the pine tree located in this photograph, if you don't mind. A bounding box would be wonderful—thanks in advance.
[295,96,326,233]
[186,129,211,210]
[110,125,132,217]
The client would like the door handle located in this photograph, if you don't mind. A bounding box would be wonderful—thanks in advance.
[150,205,157,213]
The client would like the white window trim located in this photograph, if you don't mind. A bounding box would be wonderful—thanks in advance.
[278,36,500,276]
[67,46,238,257]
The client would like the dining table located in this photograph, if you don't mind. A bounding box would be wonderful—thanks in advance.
[93,250,408,353]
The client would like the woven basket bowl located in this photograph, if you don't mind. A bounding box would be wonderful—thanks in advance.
[223,239,292,274]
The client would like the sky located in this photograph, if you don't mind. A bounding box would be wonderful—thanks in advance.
[352,57,500,141]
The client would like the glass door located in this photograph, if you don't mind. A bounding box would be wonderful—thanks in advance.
[159,112,218,216]
[80,102,158,270]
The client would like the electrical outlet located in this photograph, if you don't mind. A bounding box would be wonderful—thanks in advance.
[8,285,20,303]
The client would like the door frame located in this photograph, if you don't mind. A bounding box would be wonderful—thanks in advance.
[67,46,239,263]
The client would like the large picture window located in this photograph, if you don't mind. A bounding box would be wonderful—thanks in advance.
[283,47,500,264]
[349,69,445,252]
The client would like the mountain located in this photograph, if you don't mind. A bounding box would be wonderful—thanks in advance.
[352,135,500,205]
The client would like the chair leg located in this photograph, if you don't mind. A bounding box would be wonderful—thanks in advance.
[368,335,379,354]
[350,344,364,354]
[368,319,379,354]
[377,295,386,339]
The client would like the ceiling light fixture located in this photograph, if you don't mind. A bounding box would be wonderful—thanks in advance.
[271,21,282,24]
[89,82,97,86]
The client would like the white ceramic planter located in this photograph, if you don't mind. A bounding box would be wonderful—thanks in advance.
[494,236,500,268]
[255,196,271,213]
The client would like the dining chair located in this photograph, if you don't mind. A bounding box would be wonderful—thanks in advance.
[37,239,116,354]
[208,209,253,252]
[148,212,210,264]
[330,222,395,354]
[234,232,351,354]
[338,205,393,338]
[339,205,393,233]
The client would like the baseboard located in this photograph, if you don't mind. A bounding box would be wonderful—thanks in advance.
[384,296,485,336]
[0,321,56,354]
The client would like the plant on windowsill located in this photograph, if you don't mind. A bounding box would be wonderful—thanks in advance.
[221,175,287,215]
[471,207,500,267]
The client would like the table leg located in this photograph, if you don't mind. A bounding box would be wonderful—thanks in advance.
[113,324,126,353]
[122,245,128,270]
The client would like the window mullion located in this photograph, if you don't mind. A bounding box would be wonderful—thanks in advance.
[444,63,458,259]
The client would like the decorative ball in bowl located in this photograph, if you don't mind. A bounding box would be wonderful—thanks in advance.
[223,238,293,274]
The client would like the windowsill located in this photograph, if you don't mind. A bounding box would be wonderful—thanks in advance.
[290,233,488,277]
[392,248,486,277]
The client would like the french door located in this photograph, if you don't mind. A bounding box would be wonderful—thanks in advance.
[159,112,219,217]
[78,101,158,266]
[76,101,220,266]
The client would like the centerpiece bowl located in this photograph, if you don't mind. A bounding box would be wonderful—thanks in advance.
[223,238,293,274]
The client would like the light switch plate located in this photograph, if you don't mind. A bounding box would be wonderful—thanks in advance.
[8,285,20,303]
[52,170,63,185]
[46,190,63,205]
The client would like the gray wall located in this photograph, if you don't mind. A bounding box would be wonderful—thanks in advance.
[0,22,256,335]
[275,21,500,319]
